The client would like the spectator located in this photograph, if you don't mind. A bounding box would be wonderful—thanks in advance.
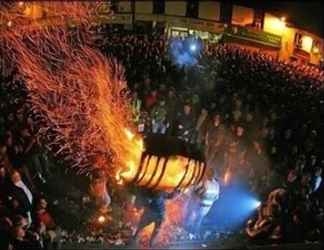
[131,91,142,123]
[8,170,33,225]
[311,167,322,193]
[34,198,56,230]
[11,222,42,250]
[0,217,13,250]
[0,165,10,201]
[175,103,196,143]
[165,87,178,130]
[204,113,226,175]
[144,89,159,110]
[150,99,169,134]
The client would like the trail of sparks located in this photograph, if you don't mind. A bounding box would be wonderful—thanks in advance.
[0,2,140,175]
[1,1,203,188]
[1,3,201,247]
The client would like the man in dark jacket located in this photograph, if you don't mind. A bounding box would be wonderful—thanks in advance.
[131,188,179,247]
[175,103,195,143]
[0,165,10,202]
[8,170,33,224]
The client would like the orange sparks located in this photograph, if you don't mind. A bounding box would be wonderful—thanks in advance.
[1,2,102,33]
[0,2,138,175]
[126,194,189,248]
[0,2,206,192]
[0,3,209,247]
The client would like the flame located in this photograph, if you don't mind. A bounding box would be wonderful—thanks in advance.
[124,128,135,140]
[0,3,206,247]
[120,154,204,191]
[0,2,143,176]
[1,1,205,190]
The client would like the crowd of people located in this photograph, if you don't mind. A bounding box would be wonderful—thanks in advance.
[102,30,323,244]
[0,25,323,249]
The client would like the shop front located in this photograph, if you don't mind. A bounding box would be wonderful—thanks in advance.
[223,25,282,57]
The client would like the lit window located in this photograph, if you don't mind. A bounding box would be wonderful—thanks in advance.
[301,36,313,53]
[263,13,286,35]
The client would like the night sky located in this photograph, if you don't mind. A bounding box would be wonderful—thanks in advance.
[233,0,324,37]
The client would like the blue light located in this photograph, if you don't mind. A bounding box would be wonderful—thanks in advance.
[202,183,261,231]
[169,37,202,67]
[190,44,197,52]
[250,200,261,209]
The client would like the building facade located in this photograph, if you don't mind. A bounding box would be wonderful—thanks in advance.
[108,0,324,66]
[2,1,323,66]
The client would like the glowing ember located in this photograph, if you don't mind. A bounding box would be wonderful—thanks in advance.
[98,215,106,224]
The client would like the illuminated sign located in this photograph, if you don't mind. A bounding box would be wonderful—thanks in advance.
[224,26,282,48]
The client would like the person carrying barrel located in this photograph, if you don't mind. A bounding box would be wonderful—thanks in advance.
[131,188,180,247]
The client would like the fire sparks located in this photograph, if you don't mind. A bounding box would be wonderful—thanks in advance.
[0,2,140,176]
[0,2,205,189]
[0,2,208,248]
[126,194,189,248]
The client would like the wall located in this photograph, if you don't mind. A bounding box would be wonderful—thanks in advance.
[117,0,132,13]
[165,1,186,16]
[263,13,286,36]
[135,1,153,14]
[231,5,254,26]
[279,26,296,61]
[198,1,220,21]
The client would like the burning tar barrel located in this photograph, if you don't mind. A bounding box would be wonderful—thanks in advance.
[119,134,206,192]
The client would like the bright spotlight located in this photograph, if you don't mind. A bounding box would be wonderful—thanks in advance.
[189,44,197,52]
[205,184,262,231]
[98,215,106,224]
[169,37,202,67]
[251,200,261,209]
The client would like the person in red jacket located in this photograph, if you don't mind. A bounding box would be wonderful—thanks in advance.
[144,90,158,110]
[34,198,56,230]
